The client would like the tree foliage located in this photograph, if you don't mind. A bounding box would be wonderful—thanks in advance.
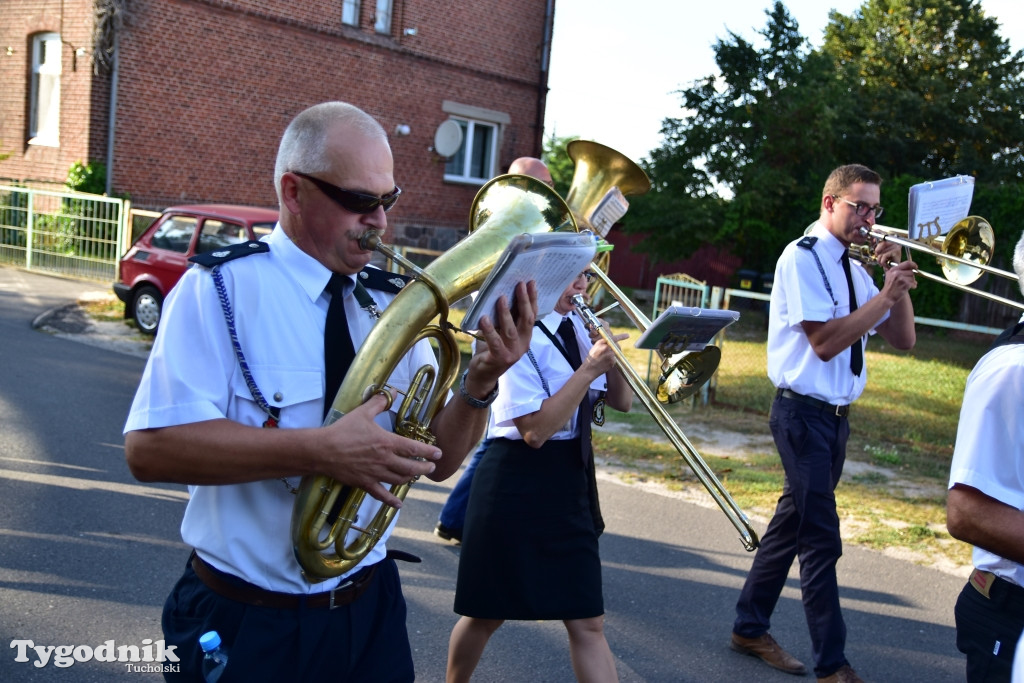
[823,0,1024,182]
[628,0,1024,290]
[542,133,577,199]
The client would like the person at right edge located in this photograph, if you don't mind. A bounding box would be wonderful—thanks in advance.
[946,229,1024,683]
[730,164,918,683]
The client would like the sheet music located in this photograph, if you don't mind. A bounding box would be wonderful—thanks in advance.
[634,306,740,352]
[589,187,629,237]
[907,176,974,240]
[461,232,598,331]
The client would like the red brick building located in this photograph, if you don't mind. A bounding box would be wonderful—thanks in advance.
[1,0,557,249]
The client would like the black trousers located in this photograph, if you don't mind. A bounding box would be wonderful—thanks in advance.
[734,393,851,678]
[161,556,413,682]
[955,576,1024,682]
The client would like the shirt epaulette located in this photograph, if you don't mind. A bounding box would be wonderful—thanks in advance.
[188,241,269,267]
[356,267,411,294]
[797,236,818,249]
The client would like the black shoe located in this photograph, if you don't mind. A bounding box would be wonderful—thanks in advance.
[434,523,462,544]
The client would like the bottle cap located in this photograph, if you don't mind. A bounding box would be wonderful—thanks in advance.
[199,631,221,652]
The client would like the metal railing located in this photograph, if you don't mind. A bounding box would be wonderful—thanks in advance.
[0,185,128,282]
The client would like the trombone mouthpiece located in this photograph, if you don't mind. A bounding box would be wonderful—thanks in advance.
[359,230,384,251]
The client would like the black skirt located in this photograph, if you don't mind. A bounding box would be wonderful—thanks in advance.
[453,437,604,620]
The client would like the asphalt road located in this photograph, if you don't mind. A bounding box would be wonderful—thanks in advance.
[0,265,968,681]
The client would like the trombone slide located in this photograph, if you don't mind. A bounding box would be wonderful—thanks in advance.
[570,294,759,551]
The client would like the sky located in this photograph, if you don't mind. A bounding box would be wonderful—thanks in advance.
[544,0,1024,164]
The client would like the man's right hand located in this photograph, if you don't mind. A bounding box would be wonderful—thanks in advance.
[321,392,441,508]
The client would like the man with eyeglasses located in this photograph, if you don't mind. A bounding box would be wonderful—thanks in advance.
[729,164,917,683]
[123,101,537,682]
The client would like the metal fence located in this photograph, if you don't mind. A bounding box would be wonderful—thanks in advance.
[0,185,129,282]
[649,274,1004,409]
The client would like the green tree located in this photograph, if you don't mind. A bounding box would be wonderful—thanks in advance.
[823,0,1024,182]
[542,133,578,199]
[629,2,841,272]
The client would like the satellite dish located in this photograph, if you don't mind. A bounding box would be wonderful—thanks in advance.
[433,120,463,158]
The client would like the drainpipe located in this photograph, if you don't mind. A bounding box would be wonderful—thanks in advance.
[105,29,119,197]
[534,0,555,156]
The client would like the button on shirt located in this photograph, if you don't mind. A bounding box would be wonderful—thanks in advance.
[486,311,606,440]
[767,222,888,405]
[948,342,1024,588]
[123,226,437,593]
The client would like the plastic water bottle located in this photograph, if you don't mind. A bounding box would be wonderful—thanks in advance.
[199,631,229,683]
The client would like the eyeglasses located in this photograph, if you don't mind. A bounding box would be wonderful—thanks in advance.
[832,195,884,220]
[577,271,595,283]
[293,172,402,214]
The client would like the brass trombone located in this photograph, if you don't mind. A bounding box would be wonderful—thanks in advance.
[572,293,759,551]
[561,141,757,550]
[857,216,1024,311]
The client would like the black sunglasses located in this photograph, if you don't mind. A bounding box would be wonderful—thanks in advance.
[293,172,402,214]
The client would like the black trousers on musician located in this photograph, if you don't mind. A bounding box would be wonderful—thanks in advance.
[734,393,851,678]
[955,576,1024,683]
[160,556,413,682]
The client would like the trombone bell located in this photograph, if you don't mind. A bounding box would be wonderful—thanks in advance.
[657,346,722,403]
[936,216,994,285]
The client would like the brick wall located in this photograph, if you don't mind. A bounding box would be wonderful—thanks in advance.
[0,0,98,185]
[0,0,555,250]
[2,0,553,247]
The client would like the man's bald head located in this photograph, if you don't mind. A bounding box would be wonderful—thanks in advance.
[508,157,553,187]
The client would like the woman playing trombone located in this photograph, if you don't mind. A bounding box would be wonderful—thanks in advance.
[446,268,632,683]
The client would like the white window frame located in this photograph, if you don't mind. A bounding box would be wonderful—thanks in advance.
[342,0,360,27]
[29,32,61,147]
[441,102,510,185]
[374,0,392,34]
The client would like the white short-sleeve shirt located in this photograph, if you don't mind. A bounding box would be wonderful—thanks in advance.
[486,310,606,440]
[767,221,888,405]
[124,226,436,593]
[948,340,1024,587]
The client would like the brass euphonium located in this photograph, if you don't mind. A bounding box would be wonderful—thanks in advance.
[563,140,721,403]
[291,175,576,581]
[564,140,651,307]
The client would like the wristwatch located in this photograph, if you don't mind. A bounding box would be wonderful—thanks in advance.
[458,369,499,408]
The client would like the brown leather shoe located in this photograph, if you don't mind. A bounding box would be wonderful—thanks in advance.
[730,632,808,675]
[817,665,863,682]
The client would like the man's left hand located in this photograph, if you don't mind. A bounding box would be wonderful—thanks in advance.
[464,280,538,396]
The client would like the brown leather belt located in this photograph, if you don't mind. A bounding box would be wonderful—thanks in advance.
[190,552,376,609]
[777,388,850,418]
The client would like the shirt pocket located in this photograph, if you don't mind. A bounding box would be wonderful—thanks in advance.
[232,365,322,427]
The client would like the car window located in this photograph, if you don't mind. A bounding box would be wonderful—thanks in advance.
[252,222,275,238]
[196,220,247,254]
[150,216,198,253]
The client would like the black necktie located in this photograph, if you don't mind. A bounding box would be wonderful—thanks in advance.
[324,274,356,420]
[557,317,582,370]
[840,252,864,376]
[557,317,592,463]
[558,318,604,533]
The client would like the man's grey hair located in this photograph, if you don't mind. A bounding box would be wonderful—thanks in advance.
[273,102,387,203]
[1013,230,1024,298]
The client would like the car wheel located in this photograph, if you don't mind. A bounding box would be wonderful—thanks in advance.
[132,285,162,335]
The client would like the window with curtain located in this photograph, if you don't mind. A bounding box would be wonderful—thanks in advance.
[29,32,61,146]
[374,0,392,34]
[342,0,360,26]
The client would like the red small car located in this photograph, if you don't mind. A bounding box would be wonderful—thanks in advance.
[114,204,278,334]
